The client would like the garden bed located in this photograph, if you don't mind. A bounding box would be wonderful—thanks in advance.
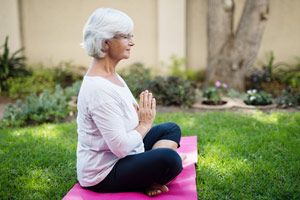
[1,95,299,121]
[192,97,280,110]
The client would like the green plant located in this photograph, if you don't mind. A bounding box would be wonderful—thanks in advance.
[65,80,82,100]
[5,62,84,99]
[261,51,275,81]
[227,89,247,99]
[278,57,300,90]
[164,55,205,82]
[118,62,151,97]
[1,85,69,127]
[0,36,28,92]
[203,81,228,105]
[193,69,206,83]
[245,89,272,105]
[168,55,187,77]
[28,62,84,87]
[276,87,300,108]
[6,70,56,99]
[249,51,275,90]
[249,52,300,93]
[147,75,197,107]
[50,61,84,87]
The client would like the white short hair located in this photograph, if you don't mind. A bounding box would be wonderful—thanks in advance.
[81,8,134,58]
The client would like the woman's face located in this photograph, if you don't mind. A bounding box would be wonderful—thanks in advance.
[106,33,135,61]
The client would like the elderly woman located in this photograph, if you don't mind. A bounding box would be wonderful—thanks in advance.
[77,8,184,197]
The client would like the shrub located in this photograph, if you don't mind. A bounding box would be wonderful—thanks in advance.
[65,80,82,101]
[118,62,151,97]
[5,62,83,99]
[0,36,29,93]
[168,55,187,77]
[1,85,69,127]
[248,52,300,94]
[278,57,300,90]
[276,87,300,108]
[203,81,228,105]
[227,89,247,99]
[6,70,55,99]
[147,76,197,107]
[245,89,272,105]
[49,61,84,88]
[248,52,277,90]
[165,55,205,83]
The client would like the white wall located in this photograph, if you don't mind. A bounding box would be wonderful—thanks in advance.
[20,0,157,69]
[0,0,22,53]
[1,0,300,72]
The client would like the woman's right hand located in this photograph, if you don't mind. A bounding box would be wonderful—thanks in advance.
[134,90,156,138]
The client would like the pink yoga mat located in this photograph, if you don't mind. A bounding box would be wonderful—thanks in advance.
[63,136,198,200]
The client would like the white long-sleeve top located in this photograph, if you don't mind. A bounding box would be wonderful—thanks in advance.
[76,74,144,187]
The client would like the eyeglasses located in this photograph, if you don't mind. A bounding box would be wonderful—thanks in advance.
[113,34,134,40]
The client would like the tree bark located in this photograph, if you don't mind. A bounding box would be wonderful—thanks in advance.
[205,0,269,92]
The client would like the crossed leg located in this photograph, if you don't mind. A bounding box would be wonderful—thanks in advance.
[152,139,187,161]
[144,139,187,197]
[84,122,184,196]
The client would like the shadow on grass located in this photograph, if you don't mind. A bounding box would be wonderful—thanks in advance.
[0,122,78,200]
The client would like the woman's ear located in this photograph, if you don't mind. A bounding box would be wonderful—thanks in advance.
[102,40,109,51]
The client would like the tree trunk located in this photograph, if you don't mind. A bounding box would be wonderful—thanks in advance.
[205,0,269,92]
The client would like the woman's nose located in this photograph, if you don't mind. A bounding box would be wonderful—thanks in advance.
[129,40,135,46]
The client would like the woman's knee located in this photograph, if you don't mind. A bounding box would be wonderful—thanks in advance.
[165,122,181,145]
[161,122,181,140]
[157,148,182,170]
[165,122,181,134]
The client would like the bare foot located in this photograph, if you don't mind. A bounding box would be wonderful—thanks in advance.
[145,184,168,197]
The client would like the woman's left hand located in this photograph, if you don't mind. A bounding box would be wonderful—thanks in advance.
[134,90,156,137]
[137,90,156,124]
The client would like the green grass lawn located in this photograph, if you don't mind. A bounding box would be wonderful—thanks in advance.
[0,111,300,200]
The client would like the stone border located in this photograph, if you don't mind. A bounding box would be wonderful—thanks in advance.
[192,98,283,110]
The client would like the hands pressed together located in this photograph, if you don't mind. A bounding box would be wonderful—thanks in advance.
[134,90,156,138]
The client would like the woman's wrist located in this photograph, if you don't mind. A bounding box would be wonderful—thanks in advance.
[135,122,152,138]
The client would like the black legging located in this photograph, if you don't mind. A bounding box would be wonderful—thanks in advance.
[84,122,183,193]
